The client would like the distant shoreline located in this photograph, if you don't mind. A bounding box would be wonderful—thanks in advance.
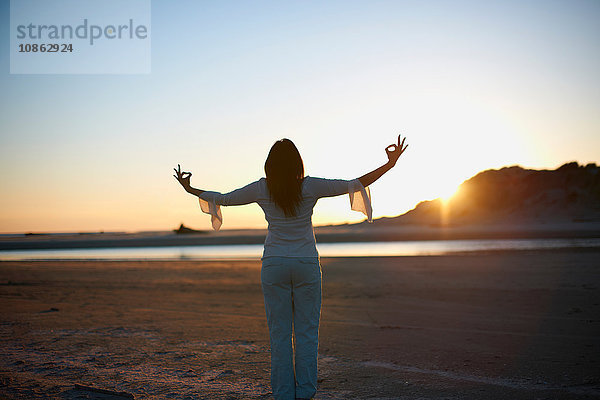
[1,222,599,251]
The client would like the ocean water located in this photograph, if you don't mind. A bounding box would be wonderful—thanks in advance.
[1,238,599,261]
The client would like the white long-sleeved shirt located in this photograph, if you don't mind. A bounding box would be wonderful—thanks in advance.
[198,177,372,258]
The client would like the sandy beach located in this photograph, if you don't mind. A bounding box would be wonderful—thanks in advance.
[1,250,599,399]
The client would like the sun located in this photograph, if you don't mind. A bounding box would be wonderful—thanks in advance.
[440,185,461,205]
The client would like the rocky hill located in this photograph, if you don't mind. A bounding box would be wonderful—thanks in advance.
[375,162,600,227]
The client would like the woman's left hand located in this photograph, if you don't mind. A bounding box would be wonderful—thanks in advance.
[173,164,192,190]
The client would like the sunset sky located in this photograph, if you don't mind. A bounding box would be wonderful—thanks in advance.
[1,0,599,233]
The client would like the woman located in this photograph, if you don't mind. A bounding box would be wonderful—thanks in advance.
[174,135,408,400]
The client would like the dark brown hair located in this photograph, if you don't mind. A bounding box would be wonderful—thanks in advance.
[264,139,305,217]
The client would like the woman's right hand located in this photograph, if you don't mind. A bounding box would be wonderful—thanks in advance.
[173,164,192,191]
[385,135,408,166]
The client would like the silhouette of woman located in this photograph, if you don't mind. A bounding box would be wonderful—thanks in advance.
[174,135,407,400]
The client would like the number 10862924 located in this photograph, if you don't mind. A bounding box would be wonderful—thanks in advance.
[18,43,73,53]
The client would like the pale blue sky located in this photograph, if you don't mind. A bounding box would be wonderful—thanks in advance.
[1,0,599,232]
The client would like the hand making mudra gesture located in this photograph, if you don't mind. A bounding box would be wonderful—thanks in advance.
[173,164,191,190]
[386,135,408,166]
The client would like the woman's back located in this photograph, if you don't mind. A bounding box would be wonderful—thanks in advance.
[259,176,359,257]
[201,176,369,258]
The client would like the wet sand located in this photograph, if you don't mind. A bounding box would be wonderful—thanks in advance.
[1,250,599,399]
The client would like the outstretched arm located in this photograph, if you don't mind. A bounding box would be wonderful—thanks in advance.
[173,164,260,207]
[358,135,408,187]
[173,164,204,197]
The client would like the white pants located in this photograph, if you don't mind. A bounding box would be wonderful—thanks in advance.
[261,257,321,400]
